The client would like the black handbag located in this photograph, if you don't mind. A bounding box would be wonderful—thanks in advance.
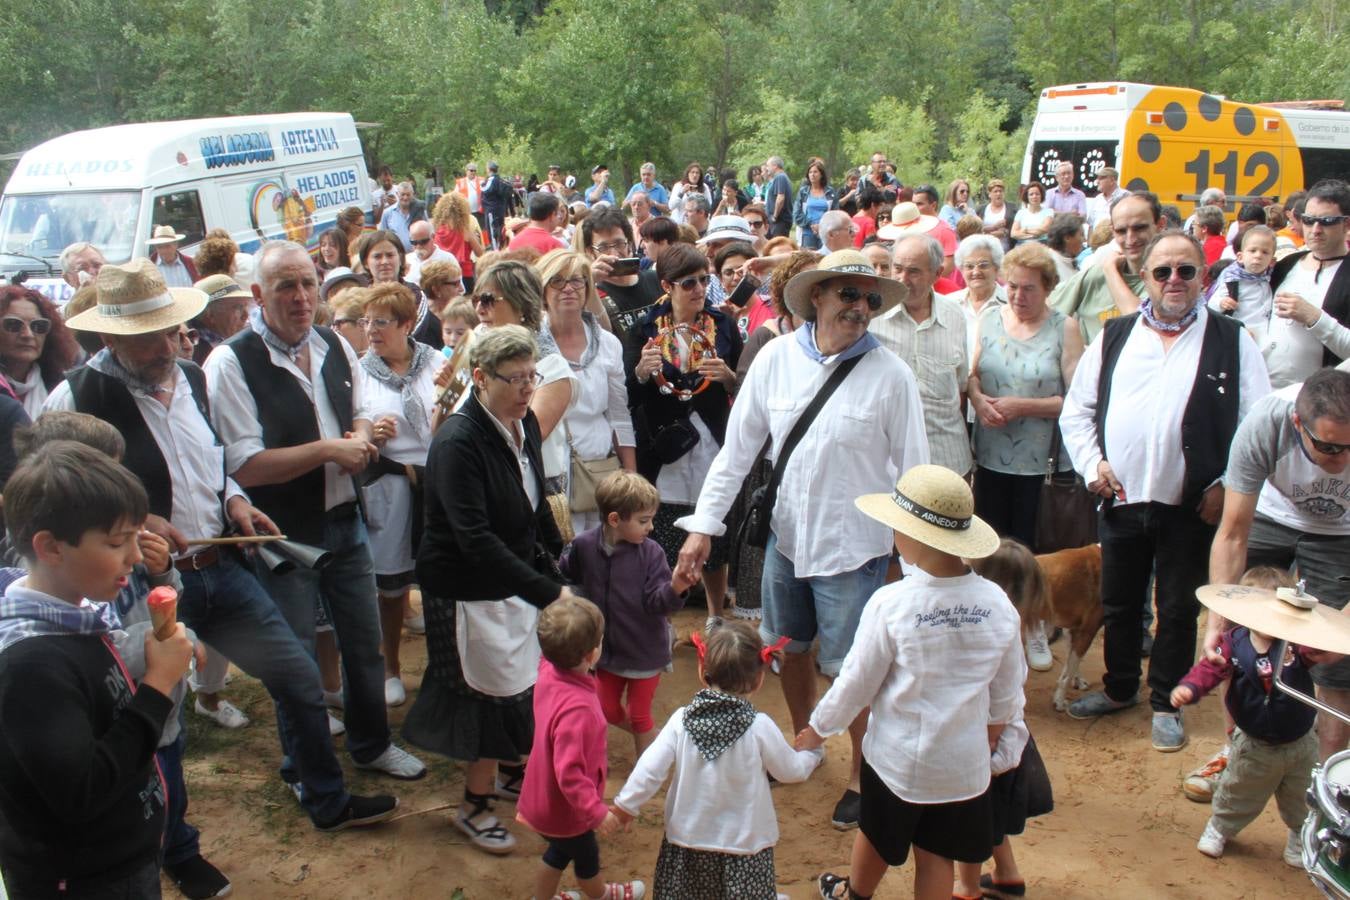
[1033,425,1099,553]
[738,355,864,549]
[652,416,701,465]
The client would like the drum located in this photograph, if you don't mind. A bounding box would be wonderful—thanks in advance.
[1305,750,1350,899]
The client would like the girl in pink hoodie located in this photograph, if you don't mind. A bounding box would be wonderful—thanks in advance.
[518,595,644,900]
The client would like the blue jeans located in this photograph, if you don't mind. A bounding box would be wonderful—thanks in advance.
[251,509,391,770]
[176,553,350,822]
[157,730,198,866]
[760,532,888,676]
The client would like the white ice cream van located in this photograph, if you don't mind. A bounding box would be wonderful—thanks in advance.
[0,112,370,303]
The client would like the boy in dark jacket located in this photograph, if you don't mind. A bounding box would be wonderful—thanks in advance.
[1171,566,1327,867]
[560,471,695,758]
[0,442,193,897]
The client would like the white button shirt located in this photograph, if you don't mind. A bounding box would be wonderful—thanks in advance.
[1060,307,1270,506]
[1264,258,1350,389]
[45,366,246,549]
[204,329,364,511]
[676,332,930,578]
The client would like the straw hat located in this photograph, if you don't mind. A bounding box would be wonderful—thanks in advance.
[145,224,187,246]
[855,465,1000,559]
[320,266,364,303]
[65,258,208,335]
[782,248,907,322]
[194,273,252,304]
[1196,584,1350,654]
[876,201,940,241]
[696,215,755,246]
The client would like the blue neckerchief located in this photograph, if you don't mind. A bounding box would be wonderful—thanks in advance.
[88,348,170,397]
[0,580,119,655]
[1221,261,1271,286]
[1139,298,1199,335]
[795,322,880,364]
[249,307,308,361]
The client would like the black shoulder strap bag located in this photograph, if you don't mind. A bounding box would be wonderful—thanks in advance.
[739,353,864,549]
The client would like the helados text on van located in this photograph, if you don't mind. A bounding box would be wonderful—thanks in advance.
[201,132,276,170]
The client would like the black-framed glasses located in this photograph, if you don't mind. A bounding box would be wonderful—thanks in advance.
[1299,213,1348,228]
[1149,264,1199,282]
[409,237,431,247]
[490,370,544,388]
[473,292,499,308]
[592,239,629,255]
[745,219,766,230]
[674,274,711,291]
[547,275,587,291]
[836,285,883,310]
[358,317,398,329]
[1,316,50,335]
[1301,420,1350,456]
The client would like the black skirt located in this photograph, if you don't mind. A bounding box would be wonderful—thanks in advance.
[400,592,534,763]
[990,736,1054,843]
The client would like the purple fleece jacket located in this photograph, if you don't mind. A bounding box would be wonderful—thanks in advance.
[559,526,687,673]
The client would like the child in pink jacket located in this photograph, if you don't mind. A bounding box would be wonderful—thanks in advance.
[518,595,644,900]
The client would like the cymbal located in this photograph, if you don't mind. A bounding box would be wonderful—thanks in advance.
[1196,584,1350,654]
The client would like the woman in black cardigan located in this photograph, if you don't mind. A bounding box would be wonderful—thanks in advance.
[403,325,571,856]
[625,243,742,626]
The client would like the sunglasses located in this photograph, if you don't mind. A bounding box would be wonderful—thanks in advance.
[1299,213,1348,228]
[409,238,432,247]
[745,220,766,229]
[673,274,712,291]
[1149,264,1199,282]
[548,275,587,291]
[836,285,883,310]
[473,292,499,307]
[1,316,50,335]
[1301,420,1350,456]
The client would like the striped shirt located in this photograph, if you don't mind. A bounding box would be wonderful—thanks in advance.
[869,293,972,474]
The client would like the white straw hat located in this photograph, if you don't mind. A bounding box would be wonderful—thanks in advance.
[855,465,1000,559]
[876,201,940,241]
[782,248,907,322]
[145,224,187,246]
[66,258,208,335]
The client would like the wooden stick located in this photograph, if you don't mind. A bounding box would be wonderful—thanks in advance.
[184,534,289,546]
[387,802,455,823]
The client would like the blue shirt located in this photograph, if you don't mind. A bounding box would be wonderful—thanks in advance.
[379,204,426,250]
[586,186,616,207]
[626,181,670,210]
[765,171,793,224]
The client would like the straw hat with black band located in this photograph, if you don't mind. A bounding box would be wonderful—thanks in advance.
[66,258,208,335]
[194,273,253,305]
[782,248,907,322]
[855,464,1000,559]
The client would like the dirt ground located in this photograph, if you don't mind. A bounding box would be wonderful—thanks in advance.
[175,601,1323,899]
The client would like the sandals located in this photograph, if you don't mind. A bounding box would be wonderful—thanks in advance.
[495,767,525,802]
[978,874,1027,899]
[819,873,851,900]
[454,795,516,855]
[598,883,645,900]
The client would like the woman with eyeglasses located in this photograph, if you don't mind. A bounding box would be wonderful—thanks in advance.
[626,244,742,627]
[538,250,636,534]
[404,324,576,856]
[431,192,484,294]
[0,286,80,418]
[350,283,442,708]
[330,289,370,355]
[949,235,1008,367]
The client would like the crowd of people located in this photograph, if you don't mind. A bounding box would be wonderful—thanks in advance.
[0,151,1348,900]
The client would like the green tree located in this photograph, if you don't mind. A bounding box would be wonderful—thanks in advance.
[842,94,938,187]
[936,92,1023,192]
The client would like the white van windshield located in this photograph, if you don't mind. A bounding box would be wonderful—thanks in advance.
[0,192,140,264]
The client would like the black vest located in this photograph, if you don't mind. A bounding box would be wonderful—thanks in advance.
[1270,249,1350,367]
[67,360,216,521]
[225,327,354,544]
[1096,311,1243,510]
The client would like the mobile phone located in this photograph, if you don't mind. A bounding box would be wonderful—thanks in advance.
[609,257,641,277]
[727,274,761,308]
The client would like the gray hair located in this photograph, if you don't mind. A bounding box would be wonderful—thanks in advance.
[396,181,414,193]
[819,210,852,237]
[255,240,314,285]
[1194,205,1225,235]
[470,323,538,374]
[954,234,1004,269]
[1199,187,1225,206]
[59,242,103,274]
[893,233,944,274]
[767,156,785,171]
[683,194,711,215]
[640,162,656,174]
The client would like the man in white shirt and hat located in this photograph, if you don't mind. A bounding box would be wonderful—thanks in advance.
[146,225,198,288]
[676,248,930,830]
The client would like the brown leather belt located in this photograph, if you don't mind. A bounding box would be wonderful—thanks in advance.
[174,547,220,572]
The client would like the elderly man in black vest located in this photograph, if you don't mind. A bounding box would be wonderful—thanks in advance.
[203,241,427,786]
[1059,230,1271,752]
[54,260,401,853]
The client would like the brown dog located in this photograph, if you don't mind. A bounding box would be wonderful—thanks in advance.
[975,539,1104,712]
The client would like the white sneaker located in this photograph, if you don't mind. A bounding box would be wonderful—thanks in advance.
[1025,622,1053,672]
[327,712,346,737]
[355,743,426,780]
[385,676,406,707]
[1197,819,1226,858]
[1284,829,1303,867]
[322,689,344,710]
[403,615,426,635]
[194,698,249,729]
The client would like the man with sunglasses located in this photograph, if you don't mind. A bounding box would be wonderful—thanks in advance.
[1264,179,1350,389]
[676,249,928,830]
[1061,230,1270,752]
[402,220,454,287]
[1202,367,1350,776]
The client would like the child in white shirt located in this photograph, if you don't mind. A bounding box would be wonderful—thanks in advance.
[612,620,821,900]
[797,465,1025,900]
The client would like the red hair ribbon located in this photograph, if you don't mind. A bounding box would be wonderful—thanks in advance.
[690,630,708,662]
[760,636,791,664]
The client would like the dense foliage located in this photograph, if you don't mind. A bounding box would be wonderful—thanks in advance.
[2,0,1345,189]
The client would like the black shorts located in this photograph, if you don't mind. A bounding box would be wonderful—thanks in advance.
[542,830,600,880]
[859,757,995,866]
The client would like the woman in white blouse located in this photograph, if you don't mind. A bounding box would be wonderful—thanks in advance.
[356,283,442,707]
[538,250,637,533]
